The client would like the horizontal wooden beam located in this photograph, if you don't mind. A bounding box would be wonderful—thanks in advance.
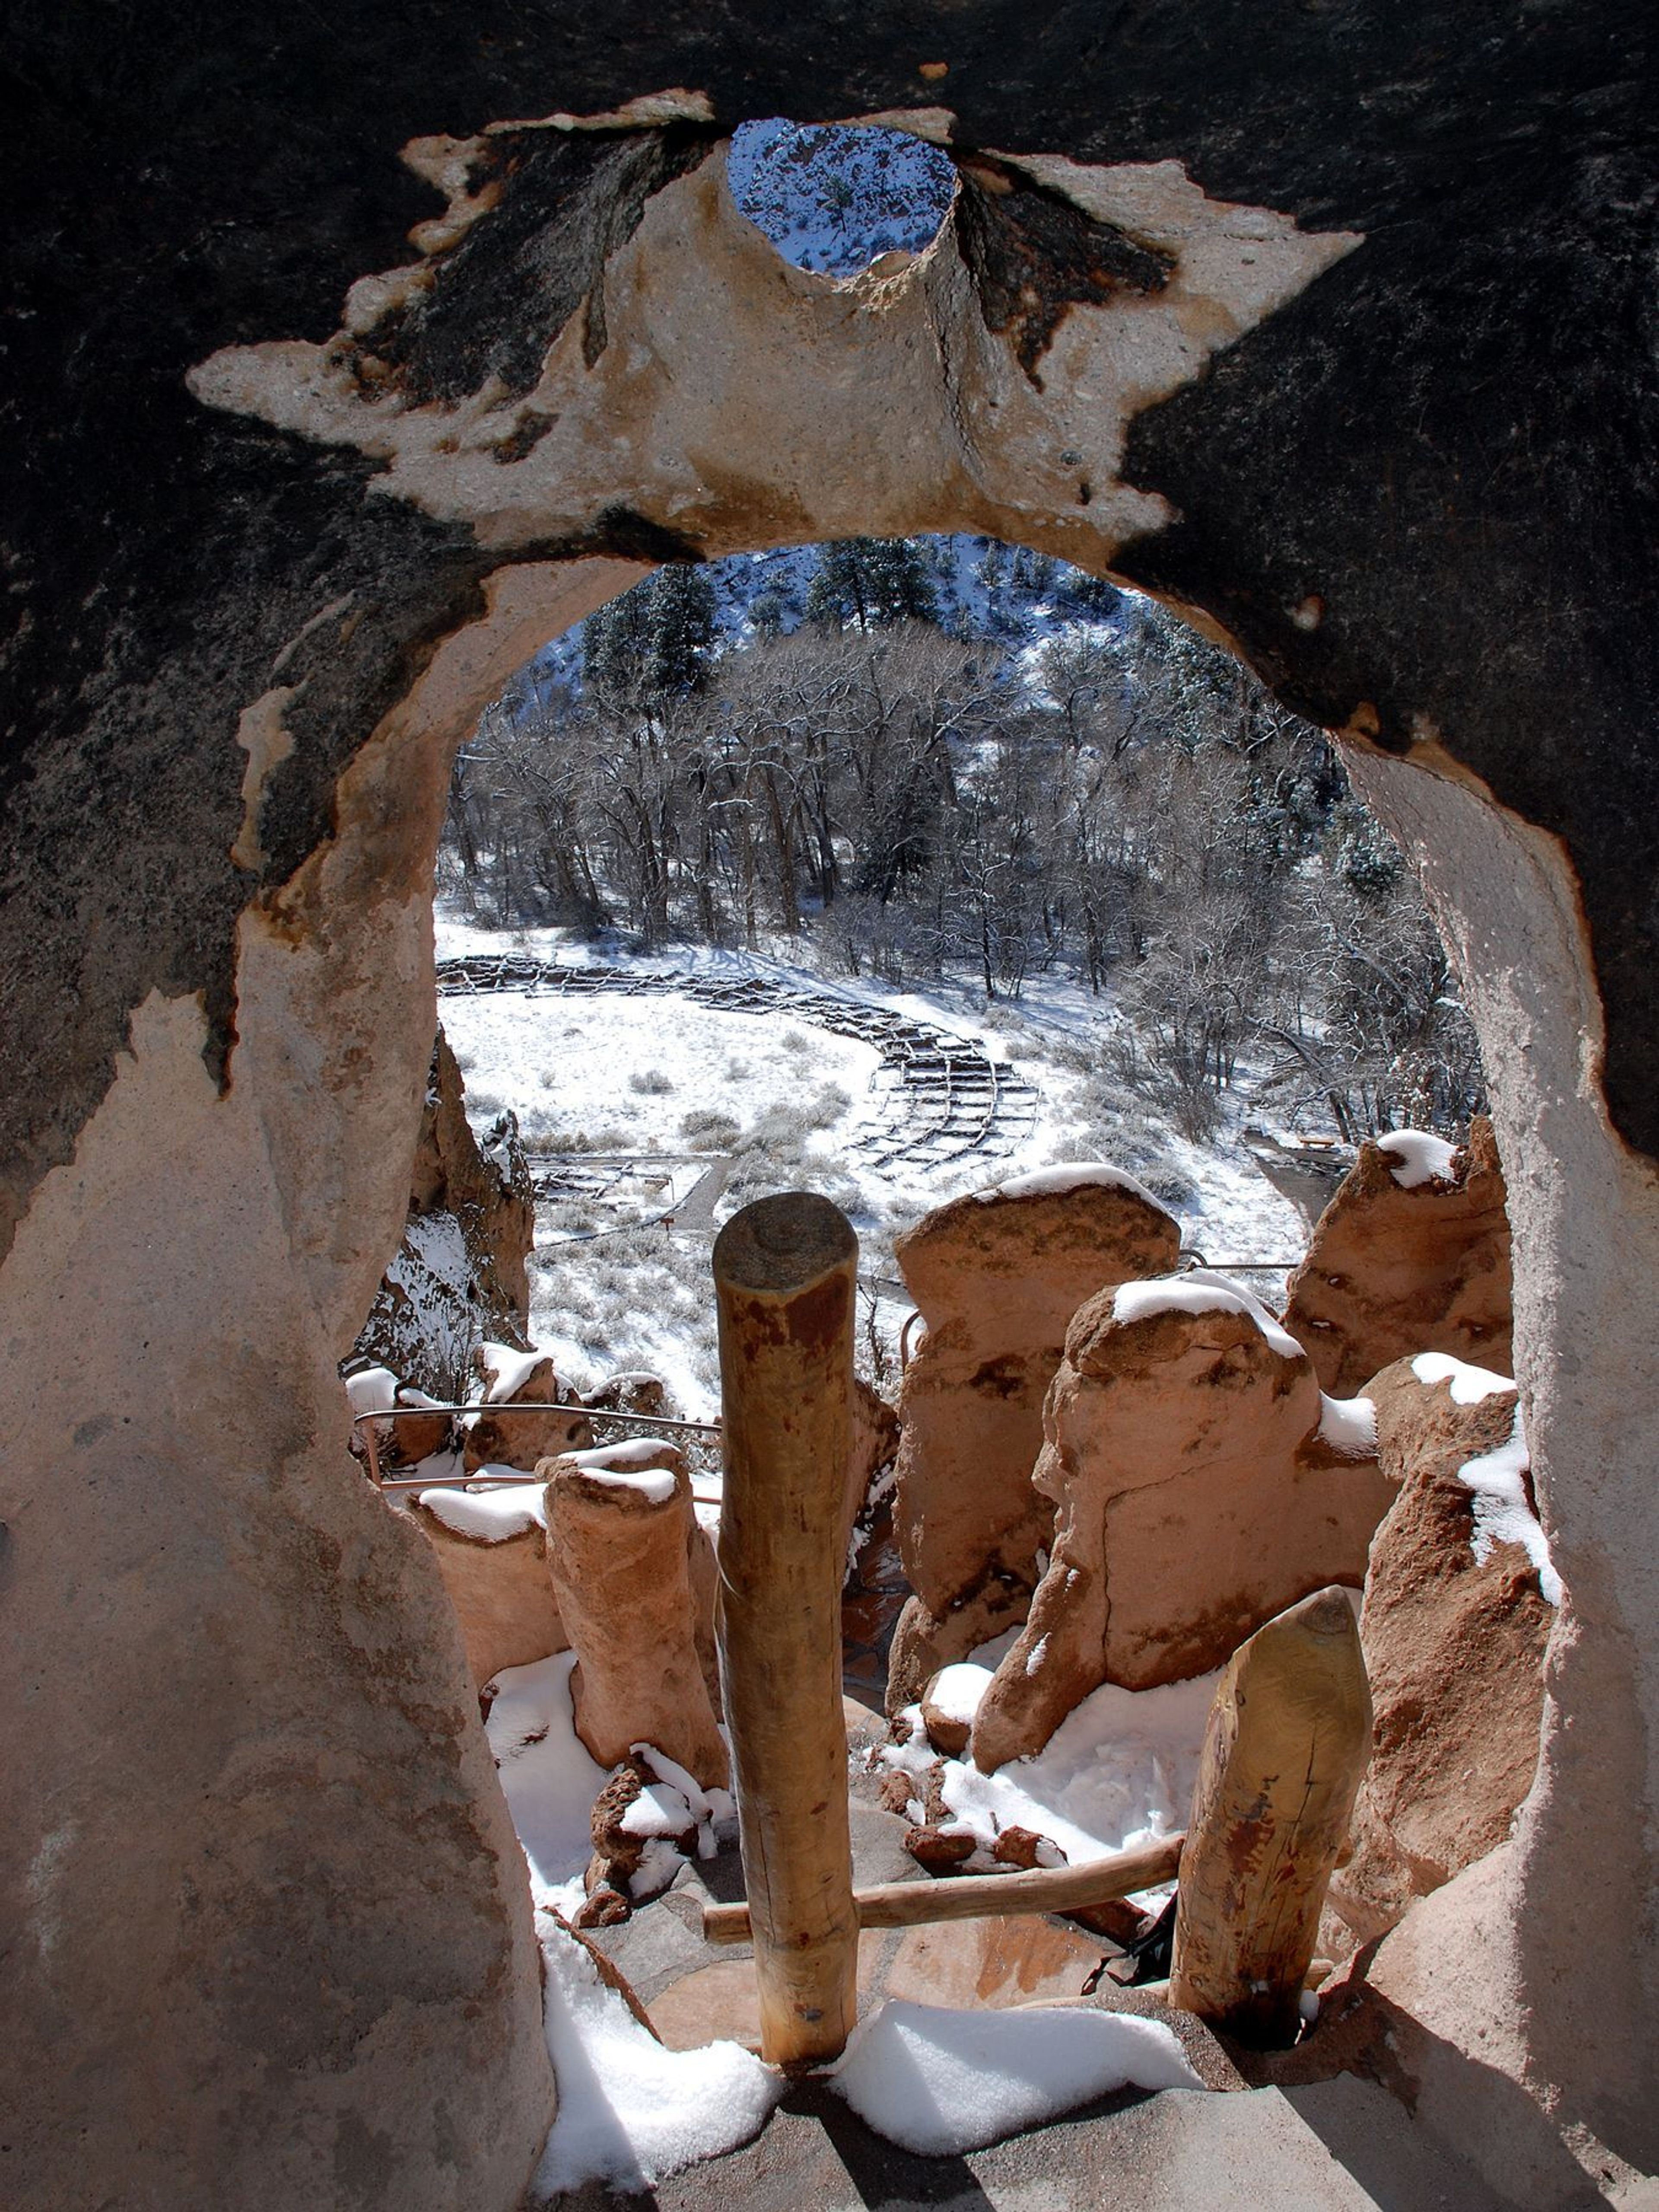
[701,1832,1182,1947]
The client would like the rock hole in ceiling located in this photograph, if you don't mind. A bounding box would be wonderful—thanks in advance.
[726,119,956,276]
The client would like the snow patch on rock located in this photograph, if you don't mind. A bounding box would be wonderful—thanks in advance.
[1112,1267,1304,1363]
[1377,1128,1459,1189]
[477,1340,548,1404]
[572,1463,678,1505]
[417,1478,547,1541]
[344,1364,397,1415]
[1318,1392,1378,1458]
[1457,1407,1560,1605]
[1411,1350,1516,1405]
[980,1161,1165,1210]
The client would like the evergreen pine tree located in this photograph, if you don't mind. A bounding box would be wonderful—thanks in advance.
[806,537,938,630]
[863,537,938,624]
[582,565,716,696]
[582,584,652,697]
[805,539,874,629]
[643,564,718,692]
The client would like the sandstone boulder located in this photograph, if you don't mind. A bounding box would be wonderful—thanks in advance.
[1281,1117,1512,1395]
[919,1664,981,1759]
[540,1435,721,1705]
[546,1455,728,1790]
[407,1483,567,1691]
[970,1270,1395,1771]
[343,1362,453,1471]
[887,1167,1181,1709]
[538,1436,687,1479]
[1333,1353,1554,1942]
[464,1343,593,1471]
[584,1370,671,1417]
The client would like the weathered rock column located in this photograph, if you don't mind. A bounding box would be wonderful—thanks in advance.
[546,1456,728,1789]
[887,1171,1181,1707]
[1281,1116,1513,1393]
[970,1271,1391,1770]
[1346,751,1659,2192]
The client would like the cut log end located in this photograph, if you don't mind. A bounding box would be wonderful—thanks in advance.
[713,1191,859,1298]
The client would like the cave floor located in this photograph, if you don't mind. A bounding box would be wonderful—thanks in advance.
[566,1707,1506,2212]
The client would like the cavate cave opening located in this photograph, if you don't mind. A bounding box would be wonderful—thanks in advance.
[726,119,958,275]
[170,83,1607,2186]
[13,16,1659,2205]
[343,522,1527,2035]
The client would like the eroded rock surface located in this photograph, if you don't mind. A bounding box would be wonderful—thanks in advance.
[8,11,1659,2199]
[409,1483,568,1690]
[970,1271,1393,1770]
[356,1027,537,1395]
[888,1169,1180,1707]
[1282,1118,1512,1396]
[546,1455,728,1789]
[464,1346,594,1471]
[844,1373,901,1574]
[1332,1354,1552,1943]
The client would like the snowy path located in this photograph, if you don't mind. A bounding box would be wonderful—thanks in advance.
[436,956,1040,1174]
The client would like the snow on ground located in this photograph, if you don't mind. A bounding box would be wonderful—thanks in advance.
[830,1999,1200,2157]
[881,1648,1219,1888]
[443,985,884,1159]
[432,906,1309,1418]
[530,1919,1200,2196]
[486,1653,612,1910]
[533,1913,781,2197]
[493,1647,1206,2196]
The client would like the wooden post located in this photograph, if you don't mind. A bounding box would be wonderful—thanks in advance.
[1169,1584,1372,2046]
[700,1831,1184,1945]
[712,1193,860,2070]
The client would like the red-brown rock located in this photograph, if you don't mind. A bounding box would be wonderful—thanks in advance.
[843,1373,900,1574]
[1337,1354,1553,1939]
[584,1371,670,1417]
[464,1347,593,1471]
[970,1271,1394,1770]
[904,1824,978,1873]
[1281,1117,1512,1395]
[407,1485,566,1690]
[887,1169,1181,1708]
[918,1669,975,1758]
[545,1456,728,1789]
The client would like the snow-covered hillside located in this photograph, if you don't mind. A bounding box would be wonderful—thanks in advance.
[436,908,1306,1418]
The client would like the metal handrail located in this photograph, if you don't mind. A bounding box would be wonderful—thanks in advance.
[349,1400,721,1489]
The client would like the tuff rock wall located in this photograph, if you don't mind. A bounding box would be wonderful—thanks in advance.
[4,6,1656,2205]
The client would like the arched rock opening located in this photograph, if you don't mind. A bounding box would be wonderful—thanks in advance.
[6,19,1657,2209]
